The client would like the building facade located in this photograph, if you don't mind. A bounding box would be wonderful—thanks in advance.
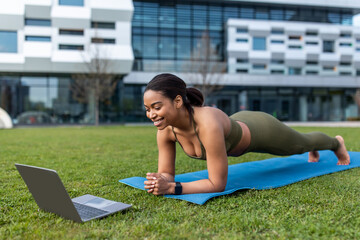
[1,0,360,124]
[125,0,360,122]
[0,0,133,124]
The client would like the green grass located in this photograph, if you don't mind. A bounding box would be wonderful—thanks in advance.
[1,126,360,239]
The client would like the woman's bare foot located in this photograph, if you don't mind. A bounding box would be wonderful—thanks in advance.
[308,151,320,162]
[334,135,350,165]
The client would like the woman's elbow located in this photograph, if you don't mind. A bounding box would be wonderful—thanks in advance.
[210,181,226,192]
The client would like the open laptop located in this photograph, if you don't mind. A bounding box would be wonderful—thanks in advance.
[15,163,132,223]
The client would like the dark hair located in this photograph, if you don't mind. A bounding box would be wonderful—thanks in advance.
[144,73,204,122]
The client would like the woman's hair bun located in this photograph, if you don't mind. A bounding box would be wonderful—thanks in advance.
[186,87,204,107]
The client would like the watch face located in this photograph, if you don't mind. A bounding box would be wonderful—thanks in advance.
[175,182,182,195]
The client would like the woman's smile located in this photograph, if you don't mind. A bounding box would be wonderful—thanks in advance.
[153,118,164,126]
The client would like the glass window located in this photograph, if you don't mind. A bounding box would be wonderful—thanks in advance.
[193,5,208,30]
[143,36,158,58]
[240,7,254,19]
[159,5,175,28]
[271,70,284,74]
[25,18,51,27]
[236,38,248,43]
[270,8,284,20]
[237,69,248,73]
[323,66,335,71]
[237,58,248,63]
[288,67,301,75]
[339,42,352,47]
[25,36,51,42]
[159,36,175,59]
[255,7,269,20]
[176,4,191,29]
[323,40,334,53]
[209,5,222,30]
[237,28,248,33]
[59,0,84,6]
[91,22,115,29]
[253,64,266,69]
[160,28,175,36]
[306,61,318,65]
[223,6,238,21]
[143,27,158,35]
[271,29,284,34]
[176,37,191,59]
[289,36,301,40]
[340,62,351,66]
[271,59,284,64]
[59,29,84,36]
[132,35,142,58]
[271,40,284,44]
[328,12,340,24]
[253,37,266,51]
[288,45,302,49]
[0,31,17,53]
[59,44,84,50]
[21,77,47,86]
[306,71,318,75]
[132,5,142,27]
[313,10,326,23]
[143,5,158,28]
[340,33,352,38]
[341,13,352,25]
[285,9,296,21]
[339,72,352,76]
[306,31,318,36]
[299,9,312,21]
[91,38,116,44]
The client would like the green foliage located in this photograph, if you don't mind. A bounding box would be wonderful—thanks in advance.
[1,126,360,239]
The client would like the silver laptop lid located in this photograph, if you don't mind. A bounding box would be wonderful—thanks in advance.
[15,164,82,222]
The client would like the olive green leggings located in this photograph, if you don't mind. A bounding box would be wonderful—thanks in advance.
[230,111,339,156]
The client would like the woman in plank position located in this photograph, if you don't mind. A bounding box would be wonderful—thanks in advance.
[143,73,350,195]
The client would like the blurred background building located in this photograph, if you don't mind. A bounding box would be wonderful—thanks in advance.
[1,0,360,124]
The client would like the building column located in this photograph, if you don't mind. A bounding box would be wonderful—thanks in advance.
[238,90,247,111]
[299,95,308,121]
[313,96,321,120]
[330,95,342,121]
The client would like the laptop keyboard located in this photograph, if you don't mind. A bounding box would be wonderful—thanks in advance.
[73,202,108,220]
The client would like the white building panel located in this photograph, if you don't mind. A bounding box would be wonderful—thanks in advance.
[25,0,51,19]
[0,1,24,30]
[90,0,133,22]
[0,0,133,75]
[227,18,360,78]
[51,6,91,29]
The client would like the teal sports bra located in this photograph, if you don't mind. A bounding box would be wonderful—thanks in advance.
[171,118,243,160]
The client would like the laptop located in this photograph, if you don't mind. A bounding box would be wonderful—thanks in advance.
[15,163,132,223]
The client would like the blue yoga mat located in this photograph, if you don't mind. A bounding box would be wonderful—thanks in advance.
[119,150,360,205]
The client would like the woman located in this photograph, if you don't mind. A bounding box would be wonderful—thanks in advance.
[143,73,350,195]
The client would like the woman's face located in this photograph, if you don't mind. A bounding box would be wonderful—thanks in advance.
[143,90,180,130]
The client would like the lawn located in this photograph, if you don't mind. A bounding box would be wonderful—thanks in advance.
[1,126,360,239]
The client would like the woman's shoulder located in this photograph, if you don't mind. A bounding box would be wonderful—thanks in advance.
[194,106,229,129]
[194,106,227,119]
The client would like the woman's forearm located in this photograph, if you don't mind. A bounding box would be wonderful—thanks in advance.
[169,179,226,194]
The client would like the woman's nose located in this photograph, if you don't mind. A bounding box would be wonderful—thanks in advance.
[150,110,156,119]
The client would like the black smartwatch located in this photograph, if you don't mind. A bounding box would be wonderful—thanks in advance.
[174,182,182,195]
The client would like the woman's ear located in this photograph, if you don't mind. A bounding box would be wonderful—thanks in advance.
[174,95,183,109]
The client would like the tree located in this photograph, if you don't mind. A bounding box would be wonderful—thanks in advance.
[71,43,119,126]
[185,30,226,104]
